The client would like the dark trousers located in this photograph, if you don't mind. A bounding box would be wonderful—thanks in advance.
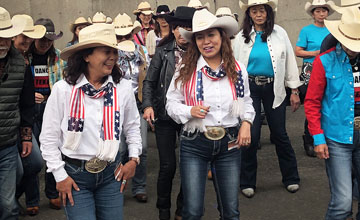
[241,81,300,189]
[155,119,183,216]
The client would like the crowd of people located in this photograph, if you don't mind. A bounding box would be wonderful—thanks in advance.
[1,0,360,219]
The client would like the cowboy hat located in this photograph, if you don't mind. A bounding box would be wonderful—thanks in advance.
[187,0,211,10]
[179,9,239,42]
[305,0,335,16]
[215,7,236,19]
[60,23,133,61]
[92,12,112,24]
[328,0,360,13]
[325,7,360,52]
[0,7,25,38]
[239,0,277,11]
[163,6,196,27]
[113,13,141,36]
[153,5,172,19]
[69,17,92,33]
[35,18,63,40]
[133,2,154,15]
[12,14,46,39]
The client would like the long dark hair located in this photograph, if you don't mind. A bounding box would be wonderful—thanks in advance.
[241,4,275,44]
[26,41,57,65]
[136,14,154,26]
[64,47,122,85]
[157,22,191,48]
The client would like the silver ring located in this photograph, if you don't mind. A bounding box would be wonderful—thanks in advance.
[200,109,205,113]
[146,119,150,122]
[122,179,127,185]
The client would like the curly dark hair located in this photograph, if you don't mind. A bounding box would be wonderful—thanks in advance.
[175,28,237,87]
[241,4,275,44]
[64,47,123,85]
[26,40,56,65]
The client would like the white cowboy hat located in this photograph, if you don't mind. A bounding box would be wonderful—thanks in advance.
[60,23,132,61]
[239,0,277,11]
[0,7,25,38]
[113,13,141,36]
[325,7,360,52]
[69,17,92,33]
[215,7,236,18]
[305,0,335,16]
[328,0,360,13]
[179,9,239,42]
[12,14,46,39]
[133,2,154,15]
[187,0,211,10]
[92,12,112,24]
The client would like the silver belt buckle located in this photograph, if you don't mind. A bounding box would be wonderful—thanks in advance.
[204,126,226,140]
[355,117,360,131]
[85,157,108,173]
[254,77,266,86]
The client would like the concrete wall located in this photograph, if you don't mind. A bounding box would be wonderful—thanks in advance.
[1,0,342,65]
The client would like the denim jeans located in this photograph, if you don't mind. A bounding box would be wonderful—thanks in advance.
[0,145,19,220]
[155,119,183,216]
[325,132,360,220]
[63,154,123,220]
[16,133,44,207]
[180,127,241,220]
[120,113,148,196]
[241,81,300,189]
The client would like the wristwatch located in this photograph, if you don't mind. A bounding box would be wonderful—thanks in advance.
[129,157,140,165]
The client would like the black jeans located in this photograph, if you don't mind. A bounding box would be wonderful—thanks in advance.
[155,119,183,216]
[241,81,300,189]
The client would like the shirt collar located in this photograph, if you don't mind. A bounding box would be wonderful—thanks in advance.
[196,55,224,72]
[74,74,115,89]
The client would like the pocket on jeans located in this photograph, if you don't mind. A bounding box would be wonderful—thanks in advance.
[64,162,81,175]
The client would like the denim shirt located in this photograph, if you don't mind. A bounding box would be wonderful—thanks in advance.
[305,43,355,145]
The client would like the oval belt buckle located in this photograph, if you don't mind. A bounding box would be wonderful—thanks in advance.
[204,126,226,141]
[355,116,360,130]
[85,157,108,173]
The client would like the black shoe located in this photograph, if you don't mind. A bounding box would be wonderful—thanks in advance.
[159,209,170,220]
[135,193,148,203]
[303,135,316,157]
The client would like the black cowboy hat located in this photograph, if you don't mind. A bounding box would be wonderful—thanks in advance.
[35,18,63,41]
[153,5,172,19]
[163,6,196,27]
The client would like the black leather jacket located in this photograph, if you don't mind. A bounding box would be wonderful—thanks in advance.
[142,40,176,120]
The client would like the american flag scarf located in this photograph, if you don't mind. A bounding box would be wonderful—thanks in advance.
[182,61,245,132]
[63,82,120,162]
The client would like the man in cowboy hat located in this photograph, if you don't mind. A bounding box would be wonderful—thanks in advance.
[305,7,360,220]
[0,7,35,220]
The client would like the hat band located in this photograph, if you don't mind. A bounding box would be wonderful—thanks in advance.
[115,24,134,29]
[0,24,13,31]
[46,31,56,35]
[23,28,35,32]
[139,7,152,11]
[338,27,360,41]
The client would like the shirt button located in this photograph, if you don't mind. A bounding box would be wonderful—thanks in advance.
[350,121,353,124]
[351,95,354,98]
[350,137,353,141]
[218,121,220,123]
[349,69,352,72]
[217,105,220,108]
[332,76,335,78]
[351,108,353,111]
[350,82,353,85]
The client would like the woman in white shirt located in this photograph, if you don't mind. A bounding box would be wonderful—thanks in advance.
[232,0,302,198]
[39,23,142,220]
[166,9,254,219]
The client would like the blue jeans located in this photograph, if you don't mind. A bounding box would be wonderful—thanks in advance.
[16,133,44,207]
[241,81,300,189]
[180,127,241,220]
[63,154,123,220]
[325,132,360,220]
[120,113,147,196]
[0,145,19,220]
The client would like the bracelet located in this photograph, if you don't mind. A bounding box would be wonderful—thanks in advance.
[291,90,300,96]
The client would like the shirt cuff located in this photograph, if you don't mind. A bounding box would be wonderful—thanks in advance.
[128,144,141,158]
[313,133,326,146]
[52,167,69,183]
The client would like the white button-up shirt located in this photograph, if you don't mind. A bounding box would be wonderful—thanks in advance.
[166,55,255,128]
[232,24,302,108]
[40,75,142,182]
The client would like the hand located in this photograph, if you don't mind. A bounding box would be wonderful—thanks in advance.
[290,93,300,112]
[312,50,320,57]
[114,161,137,193]
[314,144,329,159]
[21,141,32,157]
[237,121,251,147]
[190,105,210,119]
[143,107,155,131]
[35,92,45,104]
[56,176,80,206]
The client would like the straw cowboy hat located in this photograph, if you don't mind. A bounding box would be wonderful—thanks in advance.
[305,0,335,16]
[179,9,239,42]
[12,14,46,39]
[325,7,360,52]
[92,12,112,24]
[69,17,92,33]
[133,2,154,15]
[34,18,63,40]
[113,13,141,36]
[187,0,211,10]
[60,23,132,61]
[0,7,25,38]
[328,0,360,13]
[153,5,172,19]
[239,0,277,11]
[215,7,237,19]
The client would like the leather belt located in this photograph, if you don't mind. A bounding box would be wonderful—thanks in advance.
[248,75,274,86]
[355,116,360,130]
[62,154,109,173]
[62,154,85,168]
[182,126,238,141]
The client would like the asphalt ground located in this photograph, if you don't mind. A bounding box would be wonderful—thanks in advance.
[18,106,359,220]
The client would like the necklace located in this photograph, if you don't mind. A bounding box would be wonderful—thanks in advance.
[350,56,360,71]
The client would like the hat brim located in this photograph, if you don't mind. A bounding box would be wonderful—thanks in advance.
[45,31,63,41]
[325,19,360,52]
[328,1,360,14]
[163,14,192,25]
[239,0,277,11]
[305,1,335,16]
[69,22,91,33]
[153,11,173,19]
[179,16,239,42]
[115,21,142,36]
[22,25,46,39]
[118,40,136,52]
[0,20,25,38]
[133,9,154,15]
